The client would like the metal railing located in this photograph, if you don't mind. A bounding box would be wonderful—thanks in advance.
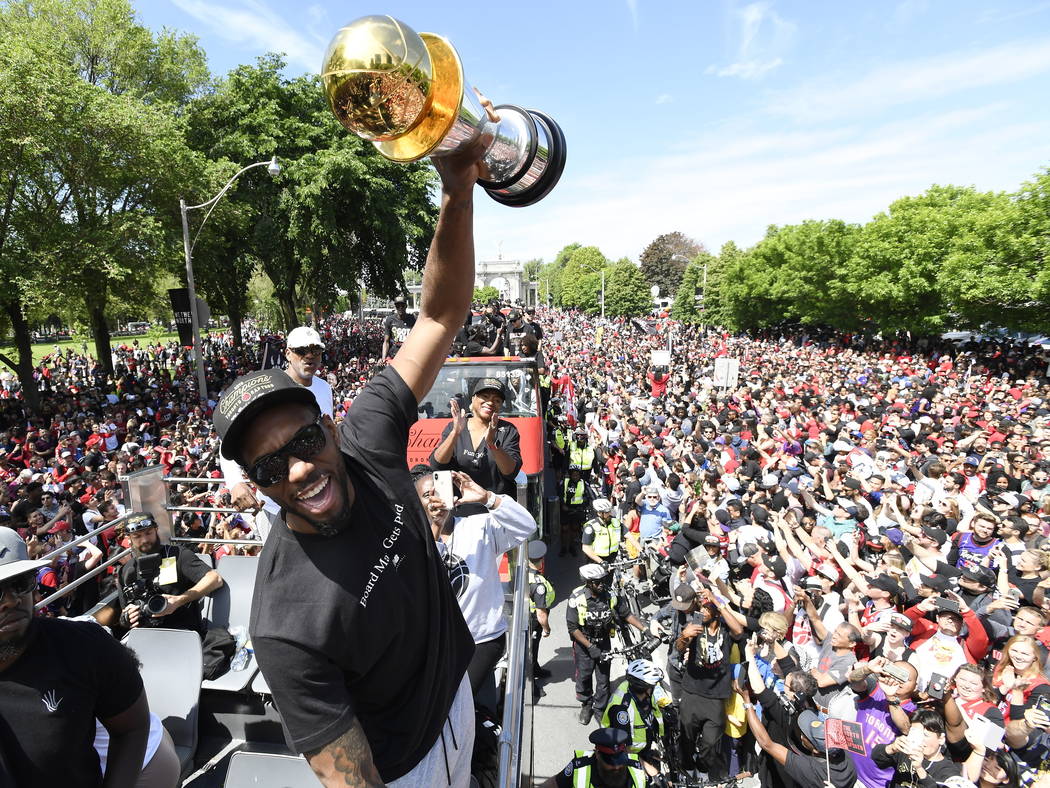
[497,481,534,788]
[35,513,136,611]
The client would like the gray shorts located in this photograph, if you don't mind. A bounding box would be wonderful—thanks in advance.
[389,673,475,788]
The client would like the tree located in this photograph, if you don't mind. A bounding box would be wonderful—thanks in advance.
[560,246,608,312]
[638,231,704,299]
[0,0,207,388]
[603,258,651,317]
[538,242,580,306]
[938,169,1050,331]
[671,253,716,324]
[844,186,1000,334]
[184,55,438,332]
[473,285,499,304]
[522,258,543,282]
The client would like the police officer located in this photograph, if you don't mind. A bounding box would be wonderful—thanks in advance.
[603,659,666,778]
[582,499,623,565]
[529,540,555,681]
[568,564,649,725]
[114,512,223,634]
[569,428,599,482]
[540,728,648,788]
[561,468,591,557]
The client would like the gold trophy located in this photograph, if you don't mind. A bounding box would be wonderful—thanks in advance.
[321,15,566,207]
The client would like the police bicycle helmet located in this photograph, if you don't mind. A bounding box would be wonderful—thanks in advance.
[626,659,664,687]
[579,564,610,582]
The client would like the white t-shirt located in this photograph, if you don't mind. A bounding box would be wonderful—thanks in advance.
[219,372,335,526]
[436,496,537,644]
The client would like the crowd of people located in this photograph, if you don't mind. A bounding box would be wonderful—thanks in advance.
[4,257,1050,786]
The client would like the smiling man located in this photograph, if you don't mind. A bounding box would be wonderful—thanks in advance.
[220,325,334,534]
[212,140,489,787]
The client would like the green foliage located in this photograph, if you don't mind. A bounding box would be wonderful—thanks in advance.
[0,0,208,392]
[538,242,580,306]
[473,285,499,304]
[638,231,705,299]
[184,55,438,332]
[671,252,717,323]
[522,258,543,282]
[604,258,651,317]
[560,246,608,311]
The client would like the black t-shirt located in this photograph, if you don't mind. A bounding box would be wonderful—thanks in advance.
[784,749,857,788]
[503,321,537,355]
[430,417,522,499]
[382,312,416,353]
[116,543,211,634]
[249,367,473,781]
[680,618,737,699]
[0,618,144,788]
[871,744,961,787]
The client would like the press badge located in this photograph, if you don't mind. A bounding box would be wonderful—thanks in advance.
[159,557,178,586]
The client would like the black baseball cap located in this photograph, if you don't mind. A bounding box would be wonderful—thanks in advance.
[919,573,951,592]
[868,574,899,595]
[215,369,318,461]
[472,378,505,398]
[393,295,407,305]
[671,583,697,611]
[962,564,996,587]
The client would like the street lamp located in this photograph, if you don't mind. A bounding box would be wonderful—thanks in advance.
[180,156,280,403]
[581,262,606,319]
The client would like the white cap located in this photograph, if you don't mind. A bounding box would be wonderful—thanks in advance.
[286,326,323,349]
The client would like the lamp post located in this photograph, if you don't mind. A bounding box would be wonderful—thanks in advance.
[180,156,280,404]
[672,252,706,333]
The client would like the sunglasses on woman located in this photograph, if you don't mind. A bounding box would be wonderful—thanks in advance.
[247,415,326,487]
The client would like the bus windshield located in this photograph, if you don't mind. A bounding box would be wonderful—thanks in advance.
[418,363,540,419]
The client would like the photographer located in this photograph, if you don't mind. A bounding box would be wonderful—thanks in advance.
[113,512,223,634]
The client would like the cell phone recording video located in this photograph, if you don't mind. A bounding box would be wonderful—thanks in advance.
[432,470,455,510]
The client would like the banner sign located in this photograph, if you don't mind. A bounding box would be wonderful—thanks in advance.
[168,288,193,347]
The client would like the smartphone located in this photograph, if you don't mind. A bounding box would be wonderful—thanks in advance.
[882,664,910,684]
[970,714,1006,749]
[432,471,455,510]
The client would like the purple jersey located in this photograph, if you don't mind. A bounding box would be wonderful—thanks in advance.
[955,532,999,570]
[852,682,916,788]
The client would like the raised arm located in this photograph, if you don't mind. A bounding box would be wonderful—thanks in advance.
[390,113,495,402]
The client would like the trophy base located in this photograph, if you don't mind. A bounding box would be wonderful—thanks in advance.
[484,109,566,207]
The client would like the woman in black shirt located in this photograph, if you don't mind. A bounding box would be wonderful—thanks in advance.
[430,378,522,504]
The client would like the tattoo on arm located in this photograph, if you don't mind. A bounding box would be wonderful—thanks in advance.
[305,720,385,787]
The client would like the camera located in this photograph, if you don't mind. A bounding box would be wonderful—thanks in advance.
[122,553,168,624]
[927,672,948,700]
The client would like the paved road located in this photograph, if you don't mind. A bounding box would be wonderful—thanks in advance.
[530,548,669,784]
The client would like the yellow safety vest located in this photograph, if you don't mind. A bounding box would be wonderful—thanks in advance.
[602,680,663,753]
[569,753,646,788]
[571,587,619,629]
[563,479,586,505]
[553,428,567,450]
[570,445,595,471]
[585,517,622,557]
[528,571,555,614]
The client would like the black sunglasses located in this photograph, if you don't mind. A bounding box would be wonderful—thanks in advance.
[247,415,326,487]
[0,573,35,603]
[290,345,323,357]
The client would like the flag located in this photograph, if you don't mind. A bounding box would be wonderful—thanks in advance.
[824,718,866,756]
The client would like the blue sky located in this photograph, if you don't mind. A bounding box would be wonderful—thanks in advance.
[139,0,1050,265]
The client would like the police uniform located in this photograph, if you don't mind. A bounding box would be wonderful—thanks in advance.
[530,568,555,676]
[602,680,663,761]
[570,441,597,479]
[567,584,632,715]
[553,728,648,787]
[582,516,622,562]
